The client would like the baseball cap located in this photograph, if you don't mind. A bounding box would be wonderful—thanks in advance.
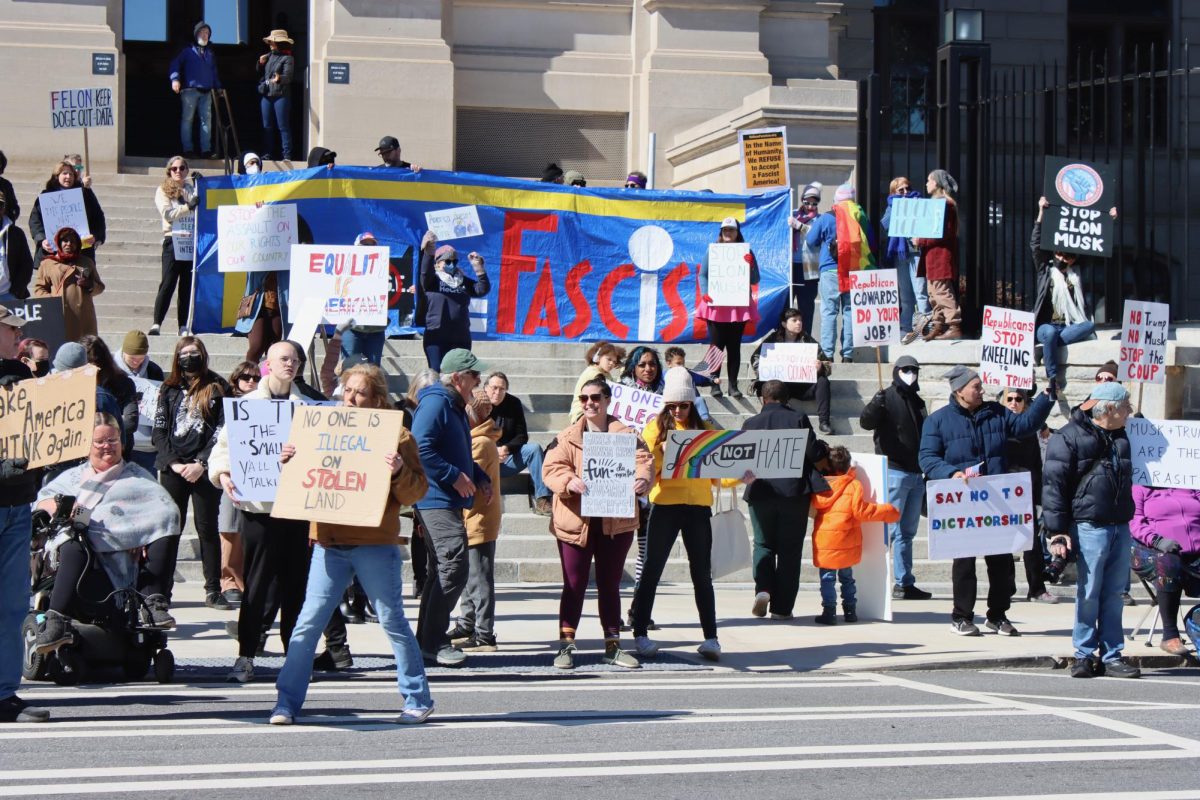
[375,136,400,153]
[1080,380,1130,412]
[895,355,919,371]
[720,217,739,230]
[0,304,23,329]
[440,348,488,374]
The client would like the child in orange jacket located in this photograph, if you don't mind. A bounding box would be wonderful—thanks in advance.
[810,445,900,624]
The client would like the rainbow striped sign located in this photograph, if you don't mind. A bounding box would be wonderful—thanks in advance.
[663,429,810,479]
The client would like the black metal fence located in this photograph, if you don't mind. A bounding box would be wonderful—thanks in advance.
[858,40,1200,325]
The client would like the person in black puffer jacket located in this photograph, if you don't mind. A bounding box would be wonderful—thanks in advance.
[1043,381,1139,679]
[860,354,930,599]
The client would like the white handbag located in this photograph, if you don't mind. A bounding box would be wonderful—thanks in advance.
[710,486,751,579]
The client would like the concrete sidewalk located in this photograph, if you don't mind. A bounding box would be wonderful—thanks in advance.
[161,579,1193,674]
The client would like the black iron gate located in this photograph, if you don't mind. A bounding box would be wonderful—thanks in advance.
[858,40,1200,325]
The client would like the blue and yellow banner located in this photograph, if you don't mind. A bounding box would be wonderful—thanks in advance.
[193,166,791,342]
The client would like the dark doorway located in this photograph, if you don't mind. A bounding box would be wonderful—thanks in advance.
[122,0,308,164]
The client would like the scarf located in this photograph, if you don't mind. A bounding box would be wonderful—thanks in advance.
[885,191,922,264]
[1049,264,1088,325]
[834,200,877,292]
[435,262,465,290]
[791,207,819,255]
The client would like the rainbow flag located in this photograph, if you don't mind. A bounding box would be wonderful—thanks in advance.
[834,200,876,292]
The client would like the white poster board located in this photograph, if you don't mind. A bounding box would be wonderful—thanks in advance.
[758,342,819,383]
[851,452,891,622]
[171,215,194,261]
[926,473,1035,560]
[217,203,298,272]
[49,88,114,129]
[287,297,326,354]
[580,432,637,518]
[979,306,1036,389]
[223,397,296,503]
[424,205,483,241]
[887,197,946,239]
[1119,299,1169,384]
[849,268,901,347]
[130,376,162,434]
[288,244,389,326]
[606,381,662,432]
[664,429,810,480]
[707,243,751,307]
[39,189,91,249]
[1127,417,1200,489]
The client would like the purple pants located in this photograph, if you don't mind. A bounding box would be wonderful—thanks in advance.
[557,522,633,640]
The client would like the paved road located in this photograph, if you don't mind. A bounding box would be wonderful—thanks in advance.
[3,666,1199,798]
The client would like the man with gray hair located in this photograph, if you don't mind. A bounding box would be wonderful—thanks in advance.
[411,348,492,666]
[1043,381,1139,678]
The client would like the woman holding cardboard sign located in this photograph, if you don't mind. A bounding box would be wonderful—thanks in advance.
[271,363,433,726]
[697,217,759,399]
[29,160,106,263]
[916,169,961,341]
[151,156,197,337]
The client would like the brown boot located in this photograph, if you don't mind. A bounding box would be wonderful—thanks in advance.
[922,319,946,341]
[936,324,963,340]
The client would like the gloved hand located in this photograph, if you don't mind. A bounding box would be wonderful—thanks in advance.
[468,252,486,276]
[0,458,29,481]
[1152,535,1182,555]
[186,194,200,210]
[0,373,24,388]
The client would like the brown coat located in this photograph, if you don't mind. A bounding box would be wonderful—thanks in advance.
[33,254,104,341]
[465,418,502,547]
[543,415,653,547]
[310,428,429,546]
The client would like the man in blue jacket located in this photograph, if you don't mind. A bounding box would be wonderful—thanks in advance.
[412,348,492,667]
[169,21,222,158]
[919,365,1053,636]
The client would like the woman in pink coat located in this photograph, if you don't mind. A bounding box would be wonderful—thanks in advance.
[696,217,759,398]
[1130,485,1200,655]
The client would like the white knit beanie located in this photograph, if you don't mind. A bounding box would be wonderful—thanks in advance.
[662,366,695,403]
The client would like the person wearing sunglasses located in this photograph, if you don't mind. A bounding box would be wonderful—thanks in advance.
[998,387,1058,605]
[624,171,647,190]
[151,155,198,336]
[216,360,262,609]
[417,234,490,370]
[1094,361,1118,383]
[786,182,822,329]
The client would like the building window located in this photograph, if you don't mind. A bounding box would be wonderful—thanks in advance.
[124,0,168,42]
[204,0,249,45]
[873,0,938,135]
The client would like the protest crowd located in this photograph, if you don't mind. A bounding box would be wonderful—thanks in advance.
[0,19,1195,727]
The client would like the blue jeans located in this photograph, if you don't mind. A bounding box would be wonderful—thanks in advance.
[887,467,926,587]
[1036,321,1095,380]
[275,544,432,715]
[341,328,386,366]
[499,443,550,499]
[895,253,929,332]
[0,504,32,699]
[818,269,852,360]
[819,567,856,608]
[260,93,292,161]
[180,88,213,153]
[1070,521,1131,662]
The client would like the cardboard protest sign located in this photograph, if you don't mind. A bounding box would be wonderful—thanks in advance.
[707,243,751,306]
[887,197,946,239]
[607,381,662,432]
[271,405,404,526]
[39,189,91,250]
[979,306,1036,389]
[288,244,389,326]
[49,88,114,129]
[1119,299,1169,384]
[172,215,194,260]
[1127,417,1200,489]
[664,428,810,480]
[0,367,96,468]
[9,297,66,355]
[424,205,483,241]
[580,431,637,518]
[737,127,789,193]
[130,377,161,434]
[757,342,819,383]
[926,473,1034,560]
[1039,156,1115,257]
[849,268,900,347]
[223,398,296,503]
[851,452,892,622]
[217,203,298,272]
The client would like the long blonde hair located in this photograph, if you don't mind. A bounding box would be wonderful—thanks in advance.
[159,156,190,201]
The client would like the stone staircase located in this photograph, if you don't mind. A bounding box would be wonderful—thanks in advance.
[6,166,1199,589]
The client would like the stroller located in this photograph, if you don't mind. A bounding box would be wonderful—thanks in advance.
[22,495,175,685]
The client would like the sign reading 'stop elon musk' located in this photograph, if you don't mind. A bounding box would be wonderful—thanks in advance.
[1039,156,1116,258]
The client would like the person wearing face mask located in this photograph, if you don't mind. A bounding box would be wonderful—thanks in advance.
[416,234,491,370]
[17,338,50,378]
[33,227,104,341]
[861,355,931,599]
[242,152,263,175]
[154,337,230,612]
[169,20,222,159]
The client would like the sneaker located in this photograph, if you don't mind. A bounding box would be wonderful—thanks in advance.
[1070,658,1095,678]
[1028,591,1059,604]
[0,695,50,723]
[313,647,354,671]
[950,619,981,636]
[397,706,433,725]
[553,641,576,670]
[34,610,75,654]
[533,496,553,517]
[1160,637,1190,656]
[818,419,832,434]
[603,644,641,669]
[769,612,794,620]
[894,584,933,600]
[901,329,921,345]
[1121,592,1136,607]
[843,607,858,623]
[697,638,721,661]
[446,623,474,645]
[1103,657,1141,679]
[141,595,176,629]
[268,708,294,725]
[178,327,191,337]
[227,656,254,683]
[634,635,659,657]
[985,618,1020,636]
[222,589,243,606]
[751,591,770,618]
[434,645,466,667]
[462,633,498,652]
[815,607,837,625]
[205,592,232,611]
[148,324,161,336]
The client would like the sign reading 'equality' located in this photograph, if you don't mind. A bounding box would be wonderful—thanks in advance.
[288,244,390,326]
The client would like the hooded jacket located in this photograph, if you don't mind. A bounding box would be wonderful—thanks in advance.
[465,417,502,546]
[1042,406,1134,533]
[0,220,33,299]
[860,366,928,474]
[306,147,336,168]
[739,401,828,503]
[411,382,488,511]
[919,392,1051,480]
[810,472,900,569]
[168,22,221,90]
[1130,486,1200,556]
